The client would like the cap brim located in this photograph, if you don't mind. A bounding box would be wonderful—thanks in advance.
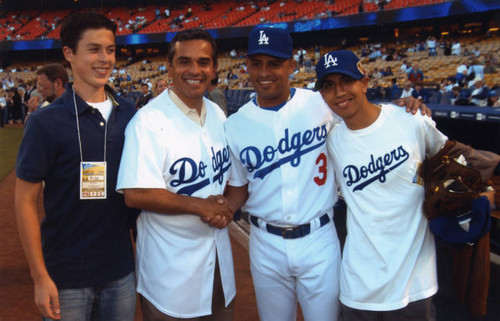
[315,71,364,91]
[246,49,291,59]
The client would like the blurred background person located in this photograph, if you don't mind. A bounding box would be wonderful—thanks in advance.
[152,78,168,98]
[207,73,227,116]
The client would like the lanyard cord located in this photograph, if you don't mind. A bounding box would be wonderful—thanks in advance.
[73,88,108,162]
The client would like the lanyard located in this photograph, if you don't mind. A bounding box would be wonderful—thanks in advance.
[72,88,108,162]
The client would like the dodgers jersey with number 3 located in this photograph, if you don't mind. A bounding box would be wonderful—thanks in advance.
[328,104,447,311]
[116,92,236,318]
[226,88,341,225]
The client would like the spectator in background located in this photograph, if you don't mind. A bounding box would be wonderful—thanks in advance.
[449,86,461,105]
[408,63,424,83]
[386,78,400,100]
[473,46,481,58]
[369,47,382,61]
[5,90,14,124]
[469,78,490,106]
[207,73,228,116]
[383,66,393,77]
[315,45,321,60]
[297,47,307,67]
[443,77,456,92]
[367,79,385,101]
[12,87,24,124]
[28,63,69,113]
[135,83,153,109]
[0,90,6,127]
[451,40,461,56]
[484,59,498,74]
[426,36,437,57]
[467,57,485,87]
[230,48,237,59]
[152,78,168,98]
[443,39,452,56]
[428,84,442,104]
[455,89,474,106]
[371,67,383,80]
[400,60,411,74]
[400,81,414,98]
[487,90,499,107]
[456,58,469,87]
[412,82,429,103]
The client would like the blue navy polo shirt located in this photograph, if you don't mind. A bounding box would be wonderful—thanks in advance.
[16,84,138,289]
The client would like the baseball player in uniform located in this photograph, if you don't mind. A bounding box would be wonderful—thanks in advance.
[316,50,447,320]
[116,29,236,321]
[224,26,343,321]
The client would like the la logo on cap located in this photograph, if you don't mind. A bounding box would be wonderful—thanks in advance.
[258,30,269,45]
[324,54,338,68]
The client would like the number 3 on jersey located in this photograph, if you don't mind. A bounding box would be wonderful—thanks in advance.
[314,153,327,186]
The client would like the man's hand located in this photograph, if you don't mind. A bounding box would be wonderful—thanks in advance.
[27,96,41,113]
[34,275,61,319]
[394,96,431,116]
[200,195,234,229]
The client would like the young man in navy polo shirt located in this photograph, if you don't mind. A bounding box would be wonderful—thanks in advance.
[15,12,138,321]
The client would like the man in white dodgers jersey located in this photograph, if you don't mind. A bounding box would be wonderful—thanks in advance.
[224,26,425,321]
[316,49,447,321]
[116,29,236,321]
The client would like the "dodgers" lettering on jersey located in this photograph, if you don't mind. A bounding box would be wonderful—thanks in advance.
[343,146,409,191]
[240,125,327,179]
[170,146,231,195]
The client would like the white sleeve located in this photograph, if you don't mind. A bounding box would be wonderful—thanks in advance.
[116,115,169,192]
[422,115,448,158]
[225,121,248,187]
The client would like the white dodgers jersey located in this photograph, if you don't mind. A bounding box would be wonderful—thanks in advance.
[225,88,341,225]
[117,92,236,318]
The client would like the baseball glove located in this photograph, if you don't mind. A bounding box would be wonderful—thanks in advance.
[421,140,486,220]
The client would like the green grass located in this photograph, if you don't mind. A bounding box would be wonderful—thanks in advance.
[0,126,24,181]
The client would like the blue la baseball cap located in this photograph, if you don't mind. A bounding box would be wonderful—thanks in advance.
[488,90,498,98]
[429,196,491,245]
[247,26,292,59]
[315,50,366,90]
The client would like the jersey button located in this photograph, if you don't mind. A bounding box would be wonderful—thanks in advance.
[99,122,105,127]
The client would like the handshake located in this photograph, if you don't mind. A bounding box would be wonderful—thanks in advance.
[199,195,236,229]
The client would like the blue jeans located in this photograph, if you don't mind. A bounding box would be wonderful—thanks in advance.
[43,272,136,321]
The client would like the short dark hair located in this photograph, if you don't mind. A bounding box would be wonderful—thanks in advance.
[167,28,218,66]
[60,12,116,53]
[37,63,69,86]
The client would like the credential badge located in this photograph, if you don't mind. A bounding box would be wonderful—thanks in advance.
[258,30,269,45]
[324,54,338,69]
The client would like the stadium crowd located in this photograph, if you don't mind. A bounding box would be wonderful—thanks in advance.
[1,27,500,127]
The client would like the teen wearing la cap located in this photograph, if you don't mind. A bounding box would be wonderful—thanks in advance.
[316,50,445,321]
[224,26,427,321]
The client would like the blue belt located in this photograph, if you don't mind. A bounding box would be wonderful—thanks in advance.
[250,213,330,239]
